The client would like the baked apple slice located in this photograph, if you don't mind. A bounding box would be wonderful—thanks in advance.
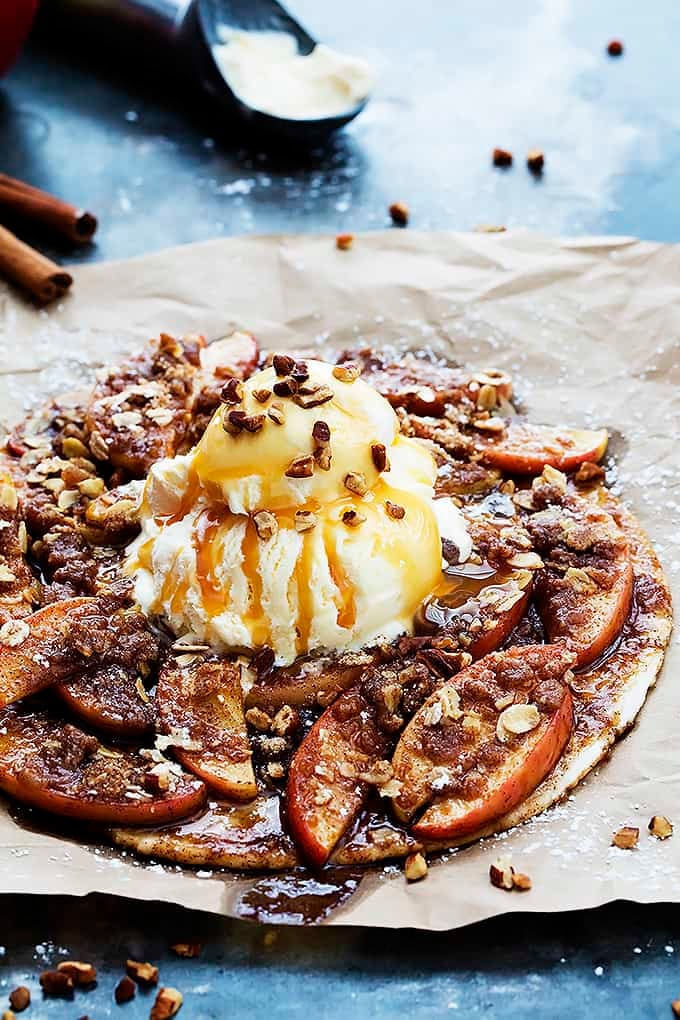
[55,664,155,739]
[156,656,257,801]
[0,597,157,708]
[197,331,259,381]
[527,495,634,667]
[390,644,575,834]
[245,649,380,711]
[0,704,205,825]
[476,422,608,475]
[286,686,393,868]
[112,793,299,870]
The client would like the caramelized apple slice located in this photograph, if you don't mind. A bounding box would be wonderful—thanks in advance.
[391,645,575,828]
[0,704,205,825]
[416,566,532,661]
[0,597,157,709]
[198,331,259,381]
[476,422,608,475]
[112,793,299,870]
[55,664,155,738]
[332,811,422,866]
[246,649,379,711]
[157,656,257,801]
[527,496,634,667]
[286,686,392,868]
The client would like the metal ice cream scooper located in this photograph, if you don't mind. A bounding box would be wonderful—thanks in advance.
[43,0,373,143]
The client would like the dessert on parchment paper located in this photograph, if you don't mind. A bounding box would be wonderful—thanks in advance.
[0,330,671,877]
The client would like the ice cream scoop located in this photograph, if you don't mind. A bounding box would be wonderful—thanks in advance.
[127,358,471,665]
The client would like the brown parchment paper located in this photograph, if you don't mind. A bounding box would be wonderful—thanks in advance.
[0,230,678,930]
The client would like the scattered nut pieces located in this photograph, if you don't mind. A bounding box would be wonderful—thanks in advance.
[220,377,243,404]
[404,851,428,882]
[389,201,409,226]
[253,509,278,541]
[294,510,317,533]
[170,944,202,958]
[344,472,368,496]
[385,500,406,520]
[252,388,272,404]
[267,403,285,426]
[62,436,90,459]
[126,959,159,986]
[115,976,136,1004]
[496,703,540,743]
[574,461,605,486]
[39,970,74,998]
[332,362,361,383]
[3,1010,15,1020]
[370,442,390,473]
[245,707,272,732]
[336,233,354,251]
[648,815,673,840]
[607,39,624,57]
[272,353,295,376]
[511,872,532,891]
[672,1000,680,1019]
[489,856,515,890]
[271,704,299,737]
[8,988,29,1013]
[612,826,639,850]
[150,987,183,1020]
[342,508,366,528]
[476,383,497,410]
[526,149,545,174]
[57,960,97,986]
[0,619,30,647]
[293,385,334,409]
[492,148,513,167]
[285,455,314,479]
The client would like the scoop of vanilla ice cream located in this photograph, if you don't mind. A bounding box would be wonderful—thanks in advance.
[126,358,470,666]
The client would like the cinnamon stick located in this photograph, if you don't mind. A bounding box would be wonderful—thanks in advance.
[0,224,73,305]
[0,174,97,244]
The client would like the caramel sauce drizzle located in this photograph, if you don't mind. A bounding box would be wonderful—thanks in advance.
[194,509,225,616]
[241,518,270,646]
[323,523,356,630]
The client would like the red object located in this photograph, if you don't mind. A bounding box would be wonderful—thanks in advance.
[0,1,39,77]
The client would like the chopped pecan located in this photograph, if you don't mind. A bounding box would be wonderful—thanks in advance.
[611,826,639,850]
[648,815,673,840]
[8,988,29,1013]
[389,201,409,226]
[150,988,183,1020]
[371,442,390,472]
[285,455,314,479]
[39,971,73,998]
[126,959,159,986]
[115,976,136,1004]
[336,233,354,250]
[57,961,97,986]
[404,851,427,881]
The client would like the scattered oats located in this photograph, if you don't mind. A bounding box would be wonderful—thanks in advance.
[0,619,30,647]
[145,407,174,426]
[112,410,143,430]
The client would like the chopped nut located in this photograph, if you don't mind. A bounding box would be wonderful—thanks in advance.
[496,703,540,742]
[574,461,605,486]
[612,826,639,850]
[78,476,106,497]
[294,510,317,533]
[344,472,368,496]
[88,429,109,460]
[492,148,513,167]
[273,377,297,397]
[385,500,405,520]
[252,388,272,404]
[332,362,361,383]
[506,552,544,570]
[476,383,497,410]
[342,508,366,528]
[245,707,272,732]
[293,385,334,409]
[310,421,330,447]
[8,988,29,1013]
[512,872,532,891]
[62,436,89,459]
[170,943,202,958]
[526,149,545,174]
[489,856,515,890]
[273,353,295,376]
[336,233,354,250]
[648,815,673,840]
[607,38,623,57]
[359,759,394,785]
[404,851,428,881]
[564,566,598,595]
[462,711,482,735]
[150,987,183,1020]
[266,762,285,780]
[271,704,299,737]
[240,413,265,433]
[57,960,97,986]
[285,455,314,479]
[540,463,568,492]
[389,201,409,226]
[253,509,278,540]
[672,1001,680,1019]
[494,693,514,711]
[267,402,285,426]
[0,564,16,582]
[115,976,136,1004]
[0,619,30,647]
[57,488,80,511]
[112,410,143,430]
[513,489,535,511]
[370,442,390,473]
[222,409,247,434]
[39,970,74,998]
[126,959,159,986]
[220,377,243,404]
[3,1010,15,1020]
[0,480,17,511]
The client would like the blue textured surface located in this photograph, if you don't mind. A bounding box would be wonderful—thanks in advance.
[1,1,679,1016]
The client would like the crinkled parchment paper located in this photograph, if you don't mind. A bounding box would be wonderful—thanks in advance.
[0,230,677,929]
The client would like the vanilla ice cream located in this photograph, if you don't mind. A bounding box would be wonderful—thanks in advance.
[212,30,374,120]
[127,358,470,665]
